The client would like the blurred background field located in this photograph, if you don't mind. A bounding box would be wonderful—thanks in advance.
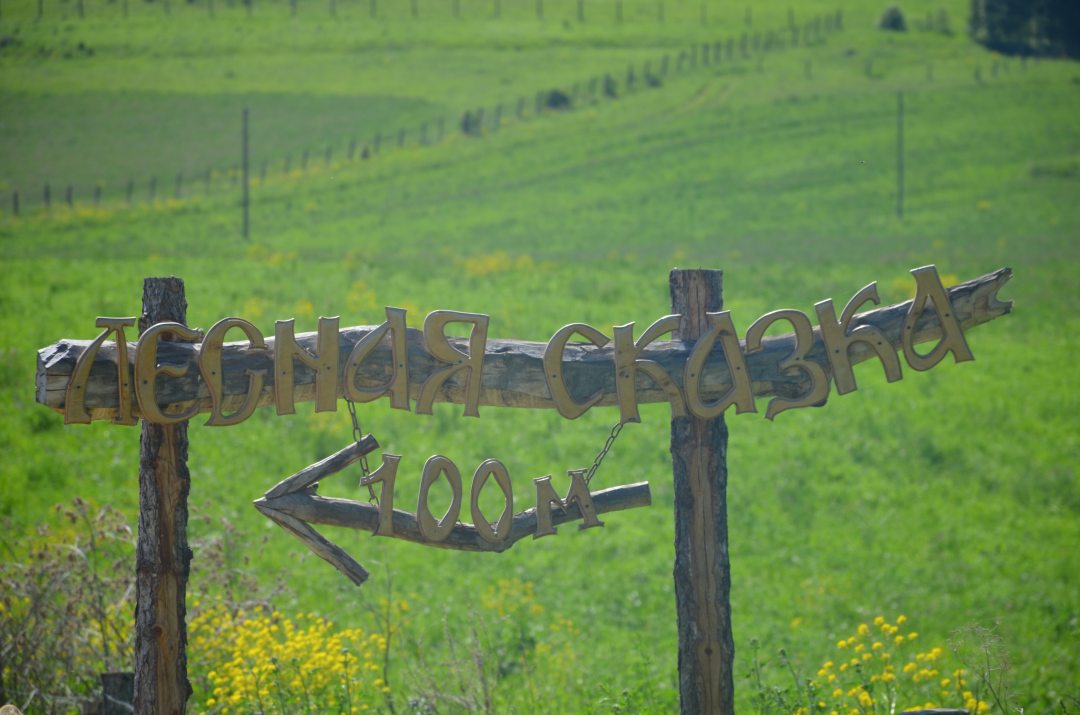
[1,0,1078,712]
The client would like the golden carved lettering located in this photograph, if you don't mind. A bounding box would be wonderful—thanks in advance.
[199,317,266,427]
[65,317,137,425]
[416,311,489,417]
[902,265,975,370]
[134,321,202,424]
[417,455,463,542]
[533,469,603,539]
[613,315,685,423]
[344,307,410,411]
[470,459,514,544]
[683,311,755,419]
[744,309,829,420]
[815,283,902,395]
[360,454,402,537]
[274,316,340,415]
[543,323,610,419]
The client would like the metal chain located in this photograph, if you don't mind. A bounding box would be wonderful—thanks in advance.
[583,420,626,486]
[345,398,377,505]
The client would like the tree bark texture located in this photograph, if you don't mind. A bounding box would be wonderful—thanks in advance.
[669,269,734,715]
[134,277,192,715]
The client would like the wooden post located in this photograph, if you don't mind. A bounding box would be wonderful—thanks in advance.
[134,277,192,715]
[669,269,735,715]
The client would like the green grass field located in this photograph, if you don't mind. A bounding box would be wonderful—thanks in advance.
[1,0,1078,712]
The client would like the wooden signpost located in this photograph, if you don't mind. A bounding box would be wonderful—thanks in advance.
[35,265,1013,715]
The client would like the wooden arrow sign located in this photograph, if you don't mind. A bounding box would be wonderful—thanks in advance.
[254,434,653,586]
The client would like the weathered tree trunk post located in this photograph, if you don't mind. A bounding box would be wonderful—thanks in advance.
[669,269,735,715]
[134,277,192,715]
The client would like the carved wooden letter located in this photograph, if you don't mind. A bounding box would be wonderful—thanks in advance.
[416,311,489,417]
[683,311,755,419]
[543,323,610,419]
[134,321,202,424]
[344,307,410,411]
[815,283,902,395]
[744,309,829,420]
[199,317,266,427]
[533,469,603,539]
[902,265,975,370]
[65,317,137,425]
[274,316,340,415]
[417,455,463,542]
[613,315,686,423]
[470,459,513,544]
[360,454,401,537]
[563,469,603,530]
[533,475,562,539]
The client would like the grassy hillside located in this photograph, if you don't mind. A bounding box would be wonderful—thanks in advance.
[1,1,1078,712]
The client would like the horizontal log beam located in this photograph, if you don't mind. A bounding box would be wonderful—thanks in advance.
[35,268,1012,423]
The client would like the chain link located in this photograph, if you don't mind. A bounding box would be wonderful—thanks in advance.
[345,398,377,505]
[583,420,625,486]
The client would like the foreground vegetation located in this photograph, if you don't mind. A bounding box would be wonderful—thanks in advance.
[1,0,1078,712]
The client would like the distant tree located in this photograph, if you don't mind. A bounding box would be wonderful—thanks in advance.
[878,5,907,32]
[970,0,1080,58]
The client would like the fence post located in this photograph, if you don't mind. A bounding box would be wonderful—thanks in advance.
[94,185,102,206]
[669,268,735,715]
[44,182,51,209]
[126,179,134,204]
[149,176,157,203]
[65,185,73,207]
[133,276,193,715]
[242,107,250,240]
[11,189,19,216]
[174,172,183,200]
[896,91,904,220]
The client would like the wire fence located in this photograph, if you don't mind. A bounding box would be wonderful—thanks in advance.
[5,9,859,220]
[6,0,835,25]
[11,8,1034,223]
